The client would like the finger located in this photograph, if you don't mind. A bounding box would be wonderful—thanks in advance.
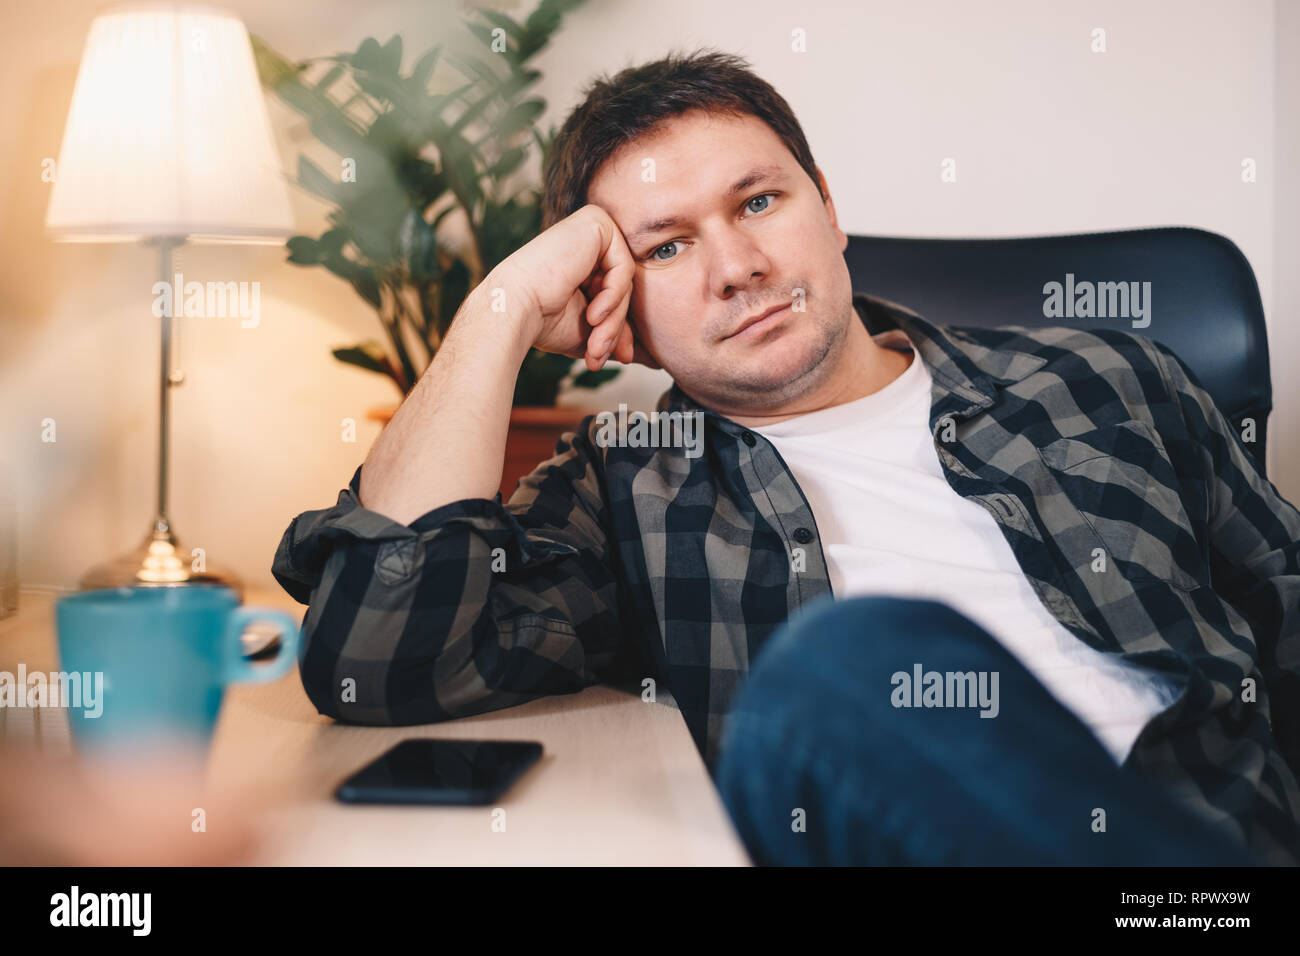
[585,332,611,370]
[584,292,614,368]
[594,283,633,355]
[537,287,592,361]
[578,269,602,305]
[594,323,630,368]
[588,284,632,363]
[585,280,628,328]
[613,324,635,364]
[585,291,613,327]
[586,214,635,326]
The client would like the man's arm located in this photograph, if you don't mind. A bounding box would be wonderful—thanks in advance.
[355,277,534,524]
[270,421,630,726]
[269,205,645,725]
[357,203,640,525]
[1144,338,1300,770]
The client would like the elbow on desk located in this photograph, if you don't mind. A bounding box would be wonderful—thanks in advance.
[294,604,595,727]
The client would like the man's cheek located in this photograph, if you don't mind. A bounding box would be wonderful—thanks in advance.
[634,285,692,346]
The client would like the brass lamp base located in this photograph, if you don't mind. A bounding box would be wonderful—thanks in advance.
[77,524,245,603]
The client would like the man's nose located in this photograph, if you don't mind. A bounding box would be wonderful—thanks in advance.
[708,226,773,298]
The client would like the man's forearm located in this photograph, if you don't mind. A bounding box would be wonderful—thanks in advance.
[358,277,535,526]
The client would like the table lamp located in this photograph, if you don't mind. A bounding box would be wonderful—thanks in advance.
[45,3,295,600]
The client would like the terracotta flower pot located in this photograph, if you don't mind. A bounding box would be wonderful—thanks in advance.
[365,404,592,502]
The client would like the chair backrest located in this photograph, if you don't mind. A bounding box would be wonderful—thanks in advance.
[843,226,1271,472]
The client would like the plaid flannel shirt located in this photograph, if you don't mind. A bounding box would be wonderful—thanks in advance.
[272,292,1300,864]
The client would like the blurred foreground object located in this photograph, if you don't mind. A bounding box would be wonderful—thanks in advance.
[0,743,273,865]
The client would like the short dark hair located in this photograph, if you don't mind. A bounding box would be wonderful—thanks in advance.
[540,49,825,230]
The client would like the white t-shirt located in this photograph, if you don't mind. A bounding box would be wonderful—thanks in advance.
[749,339,1181,765]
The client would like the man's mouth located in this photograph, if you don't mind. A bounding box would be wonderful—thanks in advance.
[722,302,791,341]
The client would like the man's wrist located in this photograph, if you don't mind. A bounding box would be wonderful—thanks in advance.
[459,267,541,361]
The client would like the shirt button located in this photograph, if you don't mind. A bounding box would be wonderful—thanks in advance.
[793,527,814,544]
[741,431,757,447]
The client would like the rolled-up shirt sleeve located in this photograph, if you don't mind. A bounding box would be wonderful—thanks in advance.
[270,421,628,727]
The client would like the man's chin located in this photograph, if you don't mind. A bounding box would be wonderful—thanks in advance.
[742,333,830,378]
[691,347,832,407]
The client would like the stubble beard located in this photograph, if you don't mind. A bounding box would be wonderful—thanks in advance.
[685,302,852,414]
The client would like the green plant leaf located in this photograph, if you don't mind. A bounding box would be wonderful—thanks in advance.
[353,72,406,108]
[398,207,441,282]
[297,155,340,203]
[465,22,522,68]
[531,125,552,165]
[380,35,403,75]
[449,63,542,137]
[332,169,409,263]
[256,2,609,401]
[351,271,383,311]
[285,235,322,265]
[478,197,542,271]
[321,253,383,309]
[437,257,470,339]
[520,0,589,59]
[437,128,484,220]
[524,0,589,39]
[513,349,578,406]
[349,37,386,73]
[315,63,346,93]
[444,48,502,87]
[305,109,380,167]
[365,110,412,154]
[486,145,528,180]
[399,157,448,208]
[344,215,399,264]
[410,45,442,90]
[571,366,620,389]
[475,9,525,43]
[332,342,389,374]
[318,226,349,257]
[496,67,543,103]
[491,98,545,144]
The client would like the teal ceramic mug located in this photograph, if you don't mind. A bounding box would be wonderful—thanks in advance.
[54,585,300,755]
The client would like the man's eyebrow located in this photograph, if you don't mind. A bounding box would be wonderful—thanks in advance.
[625,165,789,246]
[726,164,788,197]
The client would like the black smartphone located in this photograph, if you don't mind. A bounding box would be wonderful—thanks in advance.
[334,738,544,806]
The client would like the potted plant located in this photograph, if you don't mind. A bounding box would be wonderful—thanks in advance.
[252,0,617,499]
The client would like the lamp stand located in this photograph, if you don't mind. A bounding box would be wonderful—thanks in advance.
[77,235,245,602]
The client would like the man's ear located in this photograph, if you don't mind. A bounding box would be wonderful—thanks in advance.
[815,166,847,253]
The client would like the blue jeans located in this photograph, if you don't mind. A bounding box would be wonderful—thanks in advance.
[715,595,1260,866]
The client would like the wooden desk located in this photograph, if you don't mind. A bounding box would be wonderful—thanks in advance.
[0,588,751,866]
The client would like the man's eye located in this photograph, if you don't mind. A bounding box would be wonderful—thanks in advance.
[650,241,682,261]
[745,193,777,214]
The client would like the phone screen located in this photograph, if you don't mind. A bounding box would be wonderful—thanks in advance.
[334,738,544,806]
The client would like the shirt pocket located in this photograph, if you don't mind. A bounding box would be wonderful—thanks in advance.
[1035,420,1202,591]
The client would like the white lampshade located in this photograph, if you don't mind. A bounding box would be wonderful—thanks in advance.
[45,2,294,243]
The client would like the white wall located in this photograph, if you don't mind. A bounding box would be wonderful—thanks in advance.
[0,0,1293,592]
[1277,0,1300,506]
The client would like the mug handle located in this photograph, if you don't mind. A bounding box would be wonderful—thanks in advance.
[222,607,302,685]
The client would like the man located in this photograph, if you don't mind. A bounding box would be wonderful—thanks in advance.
[272,51,1300,865]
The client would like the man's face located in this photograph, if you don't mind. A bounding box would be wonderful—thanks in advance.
[586,109,855,414]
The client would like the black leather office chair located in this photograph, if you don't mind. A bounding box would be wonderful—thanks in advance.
[843,226,1272,475]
